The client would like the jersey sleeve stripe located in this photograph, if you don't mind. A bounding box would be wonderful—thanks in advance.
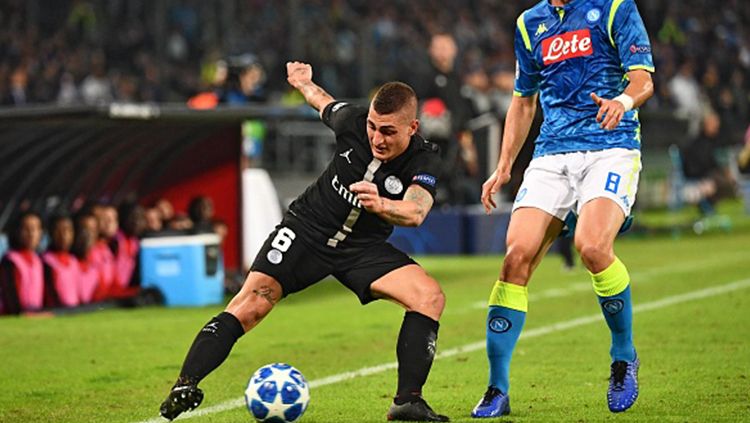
[516,12,532,52]
[627,65,655,72]
[608,0,627,47]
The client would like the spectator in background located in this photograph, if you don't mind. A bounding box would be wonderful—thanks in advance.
[6,67,29,105]
[188,54,267,108]
[90,204,117,301]
[80,51,113,105]
[0,211,45,315]
[42,214,82,308]
[668,61,704,138]
[72,211,99,304]
[188,195,215,234]
[462,64,495,117]
[143,207,164,235]
[224,54,267,105]
[413,32,479,205]
[112,203,145,296]
[680,112,738,213]
[155,198,175,228]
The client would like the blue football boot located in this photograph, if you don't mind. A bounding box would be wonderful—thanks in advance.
[607,356,640,412]
[471,386,510,418]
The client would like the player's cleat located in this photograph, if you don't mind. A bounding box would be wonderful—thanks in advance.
[387,396,450,422]
[471,386,510,418]
[159,378,204,421]
[607,356,640,413]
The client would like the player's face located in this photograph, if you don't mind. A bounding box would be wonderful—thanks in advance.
[18,215,42,251]
[52,218,74,252]
[366,107,418,162]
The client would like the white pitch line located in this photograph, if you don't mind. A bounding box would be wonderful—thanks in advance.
[136,277,750,423]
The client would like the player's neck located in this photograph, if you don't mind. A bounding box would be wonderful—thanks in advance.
[549,0,572,6]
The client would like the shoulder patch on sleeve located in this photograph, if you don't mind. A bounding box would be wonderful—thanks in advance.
[412,174,437,187]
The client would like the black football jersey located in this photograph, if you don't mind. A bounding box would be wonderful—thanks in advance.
[287,101,441,253]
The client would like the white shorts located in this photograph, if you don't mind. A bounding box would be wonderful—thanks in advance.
[512,148,642,220]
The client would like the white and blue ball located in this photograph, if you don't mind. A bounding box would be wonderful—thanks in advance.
[244,363,310,422]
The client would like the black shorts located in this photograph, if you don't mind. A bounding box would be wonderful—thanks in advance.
[250,215,416,304]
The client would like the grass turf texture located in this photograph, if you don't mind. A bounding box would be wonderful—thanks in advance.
[1,211,749,422]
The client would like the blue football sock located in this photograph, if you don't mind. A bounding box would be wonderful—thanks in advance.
[486,281,527,394]
[592,258,636,362]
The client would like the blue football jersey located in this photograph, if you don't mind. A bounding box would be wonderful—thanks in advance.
[513,0,654,157]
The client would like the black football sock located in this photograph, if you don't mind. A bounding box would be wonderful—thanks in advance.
[394,311,439,405]
[177,311,245,385]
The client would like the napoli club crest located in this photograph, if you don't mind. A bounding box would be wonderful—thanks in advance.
[587,8,601,23]
[602,299,624,315]
[489,317,512,333]
[384,175,404,195]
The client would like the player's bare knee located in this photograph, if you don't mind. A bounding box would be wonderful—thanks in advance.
[501,246,535,283]
[577,242,614,272]
[226,292,276,332]
[428,288,446,316]
[411,284,445,320]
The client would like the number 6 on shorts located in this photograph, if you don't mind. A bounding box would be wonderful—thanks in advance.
[271,227,296,252]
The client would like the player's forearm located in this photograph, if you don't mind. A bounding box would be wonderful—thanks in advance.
[497,95,537,172]
[376,198,427,227]
[623,70,654,108]
[295,81,335,113]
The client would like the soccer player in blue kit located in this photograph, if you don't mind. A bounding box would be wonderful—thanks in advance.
[472,0,654,417]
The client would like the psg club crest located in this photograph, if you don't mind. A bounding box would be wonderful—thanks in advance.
[267,249,283,265]
[384,175,404,195]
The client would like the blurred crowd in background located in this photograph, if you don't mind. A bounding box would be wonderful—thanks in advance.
[0,0,748,121]
[0,195,227,315]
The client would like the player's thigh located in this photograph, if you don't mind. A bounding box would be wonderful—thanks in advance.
[332,243,442,314]
[369,264,445,321]
[574,197,625,257]
[503,207,564,283]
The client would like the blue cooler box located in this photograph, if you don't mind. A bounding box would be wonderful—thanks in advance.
[140,234,224,306]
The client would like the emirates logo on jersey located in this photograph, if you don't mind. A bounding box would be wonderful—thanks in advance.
[541,29,593,65]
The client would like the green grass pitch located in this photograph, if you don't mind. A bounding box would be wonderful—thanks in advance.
[1,218,749,422]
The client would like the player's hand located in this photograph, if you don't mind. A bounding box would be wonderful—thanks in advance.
[350,181,383,213]
[481,169,511,214]
[591,93,626,131]
[286,61,313,90]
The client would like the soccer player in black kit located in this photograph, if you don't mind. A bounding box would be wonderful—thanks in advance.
[159,61,450,422]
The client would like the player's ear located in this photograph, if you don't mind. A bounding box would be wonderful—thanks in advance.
[409,119,419,136]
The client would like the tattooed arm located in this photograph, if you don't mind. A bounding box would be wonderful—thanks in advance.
[286,61,335,117]
[350,182,434,227]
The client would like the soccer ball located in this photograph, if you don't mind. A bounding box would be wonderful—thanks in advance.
[244,363,310,422]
